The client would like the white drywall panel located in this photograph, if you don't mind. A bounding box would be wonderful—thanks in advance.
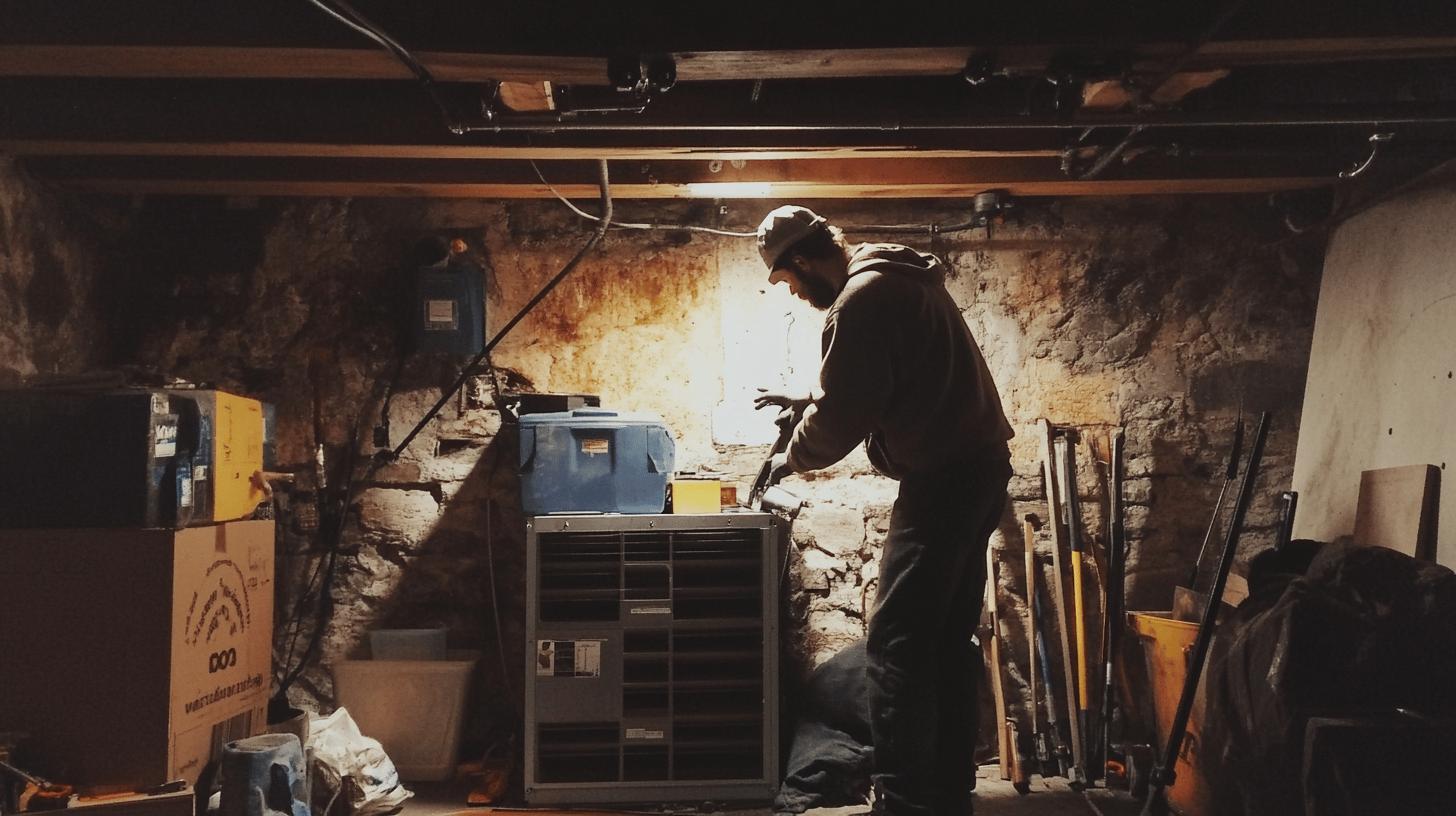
[1292,172,1456,567]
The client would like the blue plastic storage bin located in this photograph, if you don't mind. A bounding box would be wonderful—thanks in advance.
[518,408,674,514]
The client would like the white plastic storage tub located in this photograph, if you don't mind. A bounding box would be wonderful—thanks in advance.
[518,408,674,514]
[331,650,479,781]
[368,628,447,660]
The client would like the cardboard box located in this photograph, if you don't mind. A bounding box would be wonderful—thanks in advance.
[0,520,273,789]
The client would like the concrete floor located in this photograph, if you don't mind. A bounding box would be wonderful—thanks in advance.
[400,765,1144,816]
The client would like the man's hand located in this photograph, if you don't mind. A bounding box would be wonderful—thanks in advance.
[752,388,811,413]
[768,452,794,485]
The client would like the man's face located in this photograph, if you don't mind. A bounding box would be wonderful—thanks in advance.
[769,258,838,310]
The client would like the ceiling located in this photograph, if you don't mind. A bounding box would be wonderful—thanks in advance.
[4,1,1456,201]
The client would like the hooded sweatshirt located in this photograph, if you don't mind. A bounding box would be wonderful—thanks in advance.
[785,242,1014,479]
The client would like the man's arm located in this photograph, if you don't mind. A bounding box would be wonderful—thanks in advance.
[785,294,895,473]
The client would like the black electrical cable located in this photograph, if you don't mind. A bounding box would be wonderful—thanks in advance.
[388,159,613,460]
[274,350,408,699]
[302,0,464,135]
[842,214,986,236]
[276,418,362,696]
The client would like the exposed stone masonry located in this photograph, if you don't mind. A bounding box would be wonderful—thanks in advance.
[7,183,1323,758]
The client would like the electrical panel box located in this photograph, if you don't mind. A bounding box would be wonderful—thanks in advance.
[525,513,780,805]
[413,258,485,356]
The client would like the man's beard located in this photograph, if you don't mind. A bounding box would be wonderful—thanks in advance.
[801,275,838,310]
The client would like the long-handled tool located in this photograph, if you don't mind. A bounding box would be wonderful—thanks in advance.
[1173,413,1244,620]
[1032,569,1072,779]
[1141,412,1271,816]
[1022,516,1050,774]
[985,545,1032,794]
[985,545,1012,783]
[1037,418,1086,788]
[1058,431,1093,771]
[0,758,74,810]
[749,406,803,518]
[1097,429,1126,780]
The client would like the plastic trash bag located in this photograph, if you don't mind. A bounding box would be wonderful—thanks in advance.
[307,707,412,816]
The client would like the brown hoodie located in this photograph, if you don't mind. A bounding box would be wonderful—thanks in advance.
[785,242,1014,479]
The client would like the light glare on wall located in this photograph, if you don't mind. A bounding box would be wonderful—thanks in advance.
[684,182,775,197]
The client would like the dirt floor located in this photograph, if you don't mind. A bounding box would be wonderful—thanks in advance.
[401,765,1145,816]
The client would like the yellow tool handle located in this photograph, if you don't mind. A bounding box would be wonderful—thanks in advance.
[1073,551,1090,710]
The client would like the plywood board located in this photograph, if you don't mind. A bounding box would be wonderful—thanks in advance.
[1291,165,1456,568]
[1352,464,1441,559]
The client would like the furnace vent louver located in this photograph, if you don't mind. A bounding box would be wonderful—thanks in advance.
[525,513,780,805]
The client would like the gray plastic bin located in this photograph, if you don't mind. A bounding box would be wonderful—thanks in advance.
[518,408,674,514]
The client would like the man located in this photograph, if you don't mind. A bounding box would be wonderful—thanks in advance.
[754,205,1014,816]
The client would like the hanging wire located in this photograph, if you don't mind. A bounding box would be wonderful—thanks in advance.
[529,160,758,236]
[303,0,464,134]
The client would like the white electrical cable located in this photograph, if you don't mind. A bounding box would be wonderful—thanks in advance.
[529,160,758,237]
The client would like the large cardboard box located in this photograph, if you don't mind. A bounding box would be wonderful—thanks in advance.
[0,520,273,789]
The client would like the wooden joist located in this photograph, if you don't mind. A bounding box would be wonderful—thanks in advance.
[2,37,1455,83]
[56,176,1328,199]
[0,140,1064,161]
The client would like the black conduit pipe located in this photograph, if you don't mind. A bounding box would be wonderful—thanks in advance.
[388,159,613,459]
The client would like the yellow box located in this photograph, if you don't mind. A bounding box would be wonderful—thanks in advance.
[210,391,266,521]
[671,479,722,514]
[173,389,267,522]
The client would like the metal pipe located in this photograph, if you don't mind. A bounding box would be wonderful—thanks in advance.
[1079,125,1145,180]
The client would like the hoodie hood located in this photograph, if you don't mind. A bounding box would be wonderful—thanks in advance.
[847,242,947,286]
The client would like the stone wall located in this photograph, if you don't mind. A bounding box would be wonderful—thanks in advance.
[0,157,114,384]
[92,193,1323,759]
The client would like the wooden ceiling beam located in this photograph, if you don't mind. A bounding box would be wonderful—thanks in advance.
[0,140,1062,161]
[24,153,1335,199]
[53,177,1329,199]
[3,37,1455,84]
[23,154,1337,185]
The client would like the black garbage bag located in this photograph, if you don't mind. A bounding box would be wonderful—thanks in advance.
[1203,542,1456,816]
[773,639,874,815]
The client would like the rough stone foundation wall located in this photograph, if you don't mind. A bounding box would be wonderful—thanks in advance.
[0,157,114,383]
[92,194,1321,759]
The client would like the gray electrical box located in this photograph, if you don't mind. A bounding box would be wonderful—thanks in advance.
[525,512,781,805]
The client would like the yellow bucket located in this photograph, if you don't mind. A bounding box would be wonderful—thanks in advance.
[1129,612,1211,816]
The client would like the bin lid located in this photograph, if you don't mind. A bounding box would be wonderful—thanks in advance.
[518,407,667,427]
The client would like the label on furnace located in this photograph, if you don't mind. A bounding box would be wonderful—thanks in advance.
[536,639,602,678]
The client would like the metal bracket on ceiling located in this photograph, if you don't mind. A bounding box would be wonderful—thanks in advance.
[1339,131,1395,180]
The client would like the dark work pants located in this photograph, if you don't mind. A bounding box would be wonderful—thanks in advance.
[867,455,1012,816]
